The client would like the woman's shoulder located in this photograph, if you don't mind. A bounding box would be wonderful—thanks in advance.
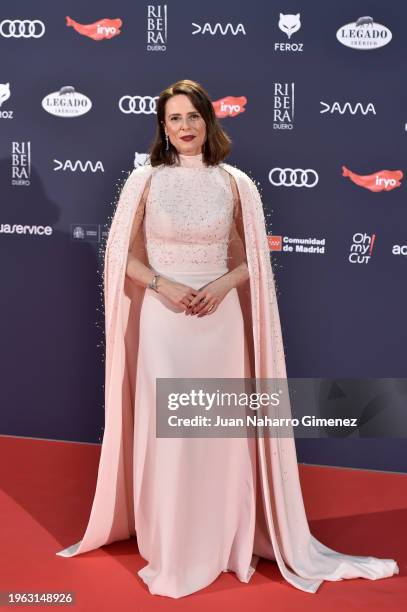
[122,163,157,187]
[219,161,256,188]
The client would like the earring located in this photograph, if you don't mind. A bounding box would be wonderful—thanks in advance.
[165,133,169,151]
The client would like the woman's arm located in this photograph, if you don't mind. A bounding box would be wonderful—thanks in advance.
[125,175,169,292]
[224,174,250,290]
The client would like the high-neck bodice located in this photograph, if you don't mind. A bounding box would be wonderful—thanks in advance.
[177,152,205,168]
[144,157,233,275]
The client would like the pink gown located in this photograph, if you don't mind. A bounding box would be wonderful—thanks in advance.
[56,152,399,596]
[134,152,268,596]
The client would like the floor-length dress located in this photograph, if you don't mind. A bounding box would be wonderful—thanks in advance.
[128,151,399,598]
[133,152,271,597]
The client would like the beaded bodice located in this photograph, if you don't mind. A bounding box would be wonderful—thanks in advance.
[143,153,234,271]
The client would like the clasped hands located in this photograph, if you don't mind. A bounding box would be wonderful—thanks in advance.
[159,275,233,317]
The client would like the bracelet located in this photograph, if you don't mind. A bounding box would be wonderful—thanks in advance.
[148,274,160,292]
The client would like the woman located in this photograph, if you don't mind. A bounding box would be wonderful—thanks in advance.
[56,79,399,598]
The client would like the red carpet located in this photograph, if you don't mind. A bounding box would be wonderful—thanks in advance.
[0,435,405,611]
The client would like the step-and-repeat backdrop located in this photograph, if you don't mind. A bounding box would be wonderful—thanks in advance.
[1,2,406,472]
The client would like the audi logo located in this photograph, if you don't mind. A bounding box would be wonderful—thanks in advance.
[268,168,319,188]
[0,19,45,38]
[119,96,158,114]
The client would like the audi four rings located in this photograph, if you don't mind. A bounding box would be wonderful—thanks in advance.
[268,168,319,187]
[118,96,159,114]
[0,20,45,37]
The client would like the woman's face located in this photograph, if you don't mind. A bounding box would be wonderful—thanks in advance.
[162,94,206,155]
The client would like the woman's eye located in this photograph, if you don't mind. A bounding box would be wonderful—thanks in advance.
[170,114,200,121]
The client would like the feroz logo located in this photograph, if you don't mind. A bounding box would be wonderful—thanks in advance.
[269,168,319,188]
[349,233,376,264]
[134,153,150,167]
[275,13,303,52]
[0,19,45,38]
[337,16,392,50]
[342,166,403,192]
[66,16,122,40]
[42,86,92,117]
[0,82,13,119]
[278,13,301,39]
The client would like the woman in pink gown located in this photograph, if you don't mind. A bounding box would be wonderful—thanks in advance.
[56,79,399,598]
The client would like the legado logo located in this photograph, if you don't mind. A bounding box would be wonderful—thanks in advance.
[320,101,376,116]
[269,168,319,188]
[0,19,45,38]
[66,16,122,40]
[349,233,376,264]
[336,16,392,50]
[342,166,403,192]
[213,96,246,118]
[119,96,158,114]
[53,160,105,173]
[192,22,246,36]
[42,85,92,117]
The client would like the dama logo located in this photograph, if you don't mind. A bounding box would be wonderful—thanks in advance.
[66,16,122,40]
[320,101,376,115]
[192,22,246,36]
[342,166,403,192]
[213,97,246,118]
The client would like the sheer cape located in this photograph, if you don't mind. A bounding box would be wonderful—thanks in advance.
[56,162,399,593]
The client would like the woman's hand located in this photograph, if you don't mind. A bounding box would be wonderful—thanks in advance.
[186,276,234,317]
[156,278,199,312]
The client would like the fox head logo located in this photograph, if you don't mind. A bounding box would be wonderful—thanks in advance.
[278,13,301,39]
[0,83,11,107]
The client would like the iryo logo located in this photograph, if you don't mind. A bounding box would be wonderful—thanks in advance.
[66,16,122,40]
[213,96,246,118]
[342,166,403,192]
